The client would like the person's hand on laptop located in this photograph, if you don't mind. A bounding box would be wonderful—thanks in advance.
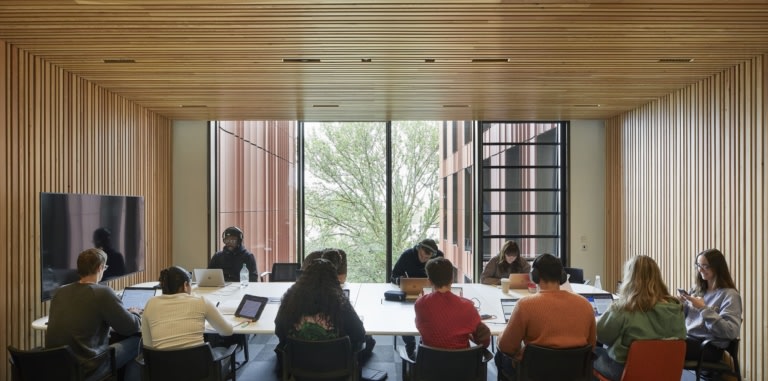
[127,307,144,315]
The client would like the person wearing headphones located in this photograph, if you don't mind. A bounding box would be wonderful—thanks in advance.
[208,226,258,282]
[390,238,444,359]
[495,253,596,380]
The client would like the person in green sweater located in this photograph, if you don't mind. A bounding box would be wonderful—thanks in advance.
[593,255,687,380]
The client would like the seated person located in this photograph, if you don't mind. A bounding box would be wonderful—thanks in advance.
[593,255,686,380]
[415,257,491,351]
[480,240,531,285]
[274,258,367,376]
[46,248,142,381]
[495,253,596,381]
[680,249,742,364]
[391,238,444,358]
[141,266,234,350]
[208,226,258,282]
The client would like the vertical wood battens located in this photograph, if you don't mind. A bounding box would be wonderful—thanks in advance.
[605,54,767,381]
[2,43,173,379]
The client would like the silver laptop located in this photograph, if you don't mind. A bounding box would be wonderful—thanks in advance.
[193,268,229,287]
[120,287,158,310]
[500,298,519,322]
[579,293,614,316]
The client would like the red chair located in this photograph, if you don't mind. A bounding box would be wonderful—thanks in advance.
[594,339,686,381]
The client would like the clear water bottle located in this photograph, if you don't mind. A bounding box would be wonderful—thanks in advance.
[594,275,602,290]
[240,263,249,287]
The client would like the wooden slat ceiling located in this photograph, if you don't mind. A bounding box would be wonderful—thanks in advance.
[1,0,767,121]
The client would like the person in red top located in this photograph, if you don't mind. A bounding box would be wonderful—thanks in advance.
[415,257,491,352]
[495,253,596,380]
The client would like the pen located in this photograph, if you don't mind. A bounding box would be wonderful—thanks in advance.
[216,302,220,307]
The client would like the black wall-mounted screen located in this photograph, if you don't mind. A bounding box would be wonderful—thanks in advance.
[40,192,145,301]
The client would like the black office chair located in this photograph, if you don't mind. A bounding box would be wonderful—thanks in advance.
[261,262,300,282]
[8,345,116,381]
[563,267,585,284]
[683,338,741,381]
[498,344,593,381]
[281,336,359,381]
[398,344,491,381]
[141,343,237,381]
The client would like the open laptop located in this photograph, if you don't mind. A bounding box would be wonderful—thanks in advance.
[399,278,431,300]
[500,298,519,322]
[120,287,158,310]
[579,293,614,316]
[508,273,532,289]
[193,268,229,287]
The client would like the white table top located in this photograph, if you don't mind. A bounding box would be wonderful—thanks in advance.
[32,281,609,336]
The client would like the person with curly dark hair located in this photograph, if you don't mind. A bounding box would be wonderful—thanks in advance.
[274,258,366,375]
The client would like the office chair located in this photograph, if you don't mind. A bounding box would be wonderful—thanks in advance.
[261,262,300,282]
[563,267,585,284]
[499,344,593,381]
[683,338,741,381]
[141,343,237,381]
[398,343,491,381]
[593,339,685,381]
[281,336,359,381]
[8,345,116,381]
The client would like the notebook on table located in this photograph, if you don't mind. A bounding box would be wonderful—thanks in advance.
[500,298,519,322]
[579,293,614,316]
[508,273,531,289]
[120,287,158,310]
[399,278,431,300]
[193,268,229,287]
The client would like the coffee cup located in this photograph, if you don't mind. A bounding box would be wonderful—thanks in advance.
[501,278,511,294]
[527,282,538,294]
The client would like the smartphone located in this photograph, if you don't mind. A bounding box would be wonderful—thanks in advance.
[677,288,689,296]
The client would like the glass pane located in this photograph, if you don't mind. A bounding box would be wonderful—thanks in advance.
[485,190,561,213]
[303,122,387,282]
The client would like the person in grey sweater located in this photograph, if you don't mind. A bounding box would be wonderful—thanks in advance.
[680,248,742,363]
[593,255,687,380]
[46,248,142,380]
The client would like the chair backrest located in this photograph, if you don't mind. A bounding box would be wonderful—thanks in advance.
[620,339,685,381]
[283,336,357,381]
[563,267,585,284]
[142,343,217,381]
[724,338,741,379]
[412,344,488,381]
[270,262,300,282]
[8,345,83,381]
[519,344,593,381]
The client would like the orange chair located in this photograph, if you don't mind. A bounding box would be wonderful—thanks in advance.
[594,339,686,381]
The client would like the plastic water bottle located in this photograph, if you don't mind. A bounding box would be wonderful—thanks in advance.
[240,264,249,287]
[594,275,602,290]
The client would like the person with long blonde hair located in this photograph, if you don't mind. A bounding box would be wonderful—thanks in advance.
[593,255,686,380]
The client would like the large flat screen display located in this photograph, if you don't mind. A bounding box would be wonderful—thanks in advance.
[40,192,145,301]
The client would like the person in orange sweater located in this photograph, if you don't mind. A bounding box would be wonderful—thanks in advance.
[495,253,596,380]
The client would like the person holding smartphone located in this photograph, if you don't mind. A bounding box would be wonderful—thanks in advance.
[679,249,742,364]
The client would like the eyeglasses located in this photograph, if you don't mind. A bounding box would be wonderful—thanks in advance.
[694,263,710,270]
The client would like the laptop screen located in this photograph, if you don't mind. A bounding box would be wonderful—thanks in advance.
[500,298,519,322]
[580,293,614,316]
[121,287,157,310]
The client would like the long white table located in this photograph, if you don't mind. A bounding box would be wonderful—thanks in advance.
[32,281,608,336]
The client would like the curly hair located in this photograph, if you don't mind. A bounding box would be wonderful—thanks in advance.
[614,255,677,312]
[277,258,349,334]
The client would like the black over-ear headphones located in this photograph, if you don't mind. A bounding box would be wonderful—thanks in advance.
[222,226,244,243]
[530,254,568,285]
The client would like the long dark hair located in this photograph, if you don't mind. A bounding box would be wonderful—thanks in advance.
[278,259,348,333]
[495,240,526,273]
[159,265,191,295]
[694,248,737,295]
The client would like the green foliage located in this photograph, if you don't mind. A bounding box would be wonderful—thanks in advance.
[304,122,440,282]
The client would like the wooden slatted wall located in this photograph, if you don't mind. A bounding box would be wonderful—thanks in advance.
[605,53,766,381]
[1,40,174,379]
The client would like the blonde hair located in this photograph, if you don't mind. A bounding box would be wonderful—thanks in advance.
[614,255,677,312]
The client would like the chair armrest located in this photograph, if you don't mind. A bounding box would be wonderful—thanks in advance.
[259,271,271,282]
[212,344,238,362]
[397,346,415,365]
